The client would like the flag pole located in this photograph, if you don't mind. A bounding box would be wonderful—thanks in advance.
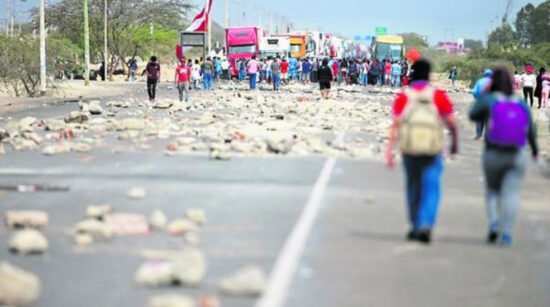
[207,0,212,56]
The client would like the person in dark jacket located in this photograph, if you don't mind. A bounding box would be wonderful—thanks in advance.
[317,58,333,99]
[141,56,161,102]
[535,67,546,109]
[369,59,380,85]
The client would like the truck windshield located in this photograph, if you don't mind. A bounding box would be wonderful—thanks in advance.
[229,45,256,54]
[260,51,283,59]
[376,43,402,61]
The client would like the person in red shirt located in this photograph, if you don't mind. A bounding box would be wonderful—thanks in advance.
[281,58,289,84]
[385,59,459,244]
[174,58,191,102]
[332,60,339,82]
[385,60,392,85]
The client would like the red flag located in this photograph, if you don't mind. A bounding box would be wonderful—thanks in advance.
[177,0,213,59]
[406,47,421,63]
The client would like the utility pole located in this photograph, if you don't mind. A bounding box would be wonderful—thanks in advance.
[104,0,108,82]
[269,11,273,34]
[39,0,46,96]
[10,0,14,37]
[224,0,229,29]
[83,0,90,86]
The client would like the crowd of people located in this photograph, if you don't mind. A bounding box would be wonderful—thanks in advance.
[140,53,541,247]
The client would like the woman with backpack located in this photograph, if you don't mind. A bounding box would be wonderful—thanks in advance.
[469,68,539,246]
[385,59,459,244]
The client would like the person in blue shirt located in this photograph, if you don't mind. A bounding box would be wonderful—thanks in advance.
[289,57,298,82]
[301,59,311,84]
[472,69,493,140]
[391,61,402,87]
[449,66,458,88]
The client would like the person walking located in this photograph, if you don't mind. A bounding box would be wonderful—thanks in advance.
[369,59,380,85]
[129,60,138,82]
[317,58,333,99]
[215,57,222,81]
[449,66,458,88]
[281,58,289,84]
[311,58,319,83]
[174,58,190,102]
[247,55,259,90]
[379,59,386,86]
[238,59,247,82]
[391,61,402,87]
[472,69,493,140]
[271,57,282,91]
[202,57,214,90]
[385,59,392,85]
[469,68,539,246]
[141,56,161,102]
[385,59,459,244]
[265,57,273,84]
[191,59,201,90]
[221,58,230,80]
[331,59,339,83]
[302,58,311,85]
[542,73,550,108]
[535,67,546,109]
[289,57,298,82]
[522,66,536,107]
[361,60,369,86]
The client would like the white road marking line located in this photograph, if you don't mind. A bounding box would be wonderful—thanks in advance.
[256,132,344,307]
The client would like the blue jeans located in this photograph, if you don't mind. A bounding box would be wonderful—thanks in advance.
[361,73,368,85]
[392,75,401,87]
[239,70,246,81]
[266,71,273,83]
[273,74,281,90]
[203,73,212,90]
[403,155,443,230]
[249,73,257,89]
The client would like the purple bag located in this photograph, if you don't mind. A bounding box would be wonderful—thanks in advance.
[488,98,529,147]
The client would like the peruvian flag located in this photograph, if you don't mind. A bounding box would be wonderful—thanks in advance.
[177,0,214,59]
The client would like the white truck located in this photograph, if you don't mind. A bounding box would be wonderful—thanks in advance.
[259,36,290,59]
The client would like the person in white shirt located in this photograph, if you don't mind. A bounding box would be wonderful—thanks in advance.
[522,67,536,107]
[221,59,230,80]
[265,57,273,84]
[191,59,202,90]
[513,71,522,91]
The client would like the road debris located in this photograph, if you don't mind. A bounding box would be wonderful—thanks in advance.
[4,210,49,229]
[8,229,49,255]
[0,262,41,306]
[219,265,267,297]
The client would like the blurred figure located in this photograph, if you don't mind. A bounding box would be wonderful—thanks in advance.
[542,73,550,108]
[521,66,536,107]
[202,57,214,90]
[129,60,138,82]
[281,58,289,84]
[247,55,259,90]
[401,60,409,86]
[513,71,522,91]
[391,61,402,87]
[215,57,222,81]
[271,57,281,91]
[191,59,201,90]
[317,58,333,99]
[311,58,319,83]
[302,58,311,85]
[369,59,380,85]
[449,66,458,88]
[141,56,161,102]
[331,59,340,83]
[289,57,298,82]
[174,58,190,102]
[385,59,458,244]
[238,59,247,82]
[472,69,493,140]
[535,67,546,109]
[469,68,539,246]
[384,59,392,85]
[221,58,230,80]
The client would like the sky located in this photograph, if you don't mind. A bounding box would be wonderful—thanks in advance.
[2,0,546,44]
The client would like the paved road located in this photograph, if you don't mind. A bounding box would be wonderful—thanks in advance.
[1,84,549,307]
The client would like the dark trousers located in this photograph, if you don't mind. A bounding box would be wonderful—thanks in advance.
[147,79,158,100]
[403,155,443,230]
[476,121,485,138]
[523,87,534,107]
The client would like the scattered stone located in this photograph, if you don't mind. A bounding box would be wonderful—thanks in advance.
[74,233,94,246]
[18,117,37,133]
[104,213,150,235]
[148,294,195,307]
[85,204,113,220]
[266,134,294,154]
[4,211,49,228]
[0,262,41,306]
[150,210,167,230]
[42,142,72,155]
[135,248,206,287]
[88,101,103,115]
[72,143,93,153]
[219,265,267,297]
[11,137,38,151]
[153,101,175,109]
[166,142,178,152]
[198,295,220,307]
[74,219,115,240]
[167,219,196,235]
[184,233,201,246]
[185,209,206,226]
[64,111,89,124]
[127,187,146,200]
[8,229,48,255]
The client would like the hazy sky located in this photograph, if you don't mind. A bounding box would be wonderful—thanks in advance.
[3,0,546,44]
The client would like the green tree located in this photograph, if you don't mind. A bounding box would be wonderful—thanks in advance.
[488,23,516,50]
[528,1,550,44]
[464,39,483,51]
[514,3,535,47]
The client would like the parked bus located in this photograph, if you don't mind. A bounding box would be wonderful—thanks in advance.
[259,36,290,59]
[373,35,405,62]
[225,27,263,77]
[274,34,306,58]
